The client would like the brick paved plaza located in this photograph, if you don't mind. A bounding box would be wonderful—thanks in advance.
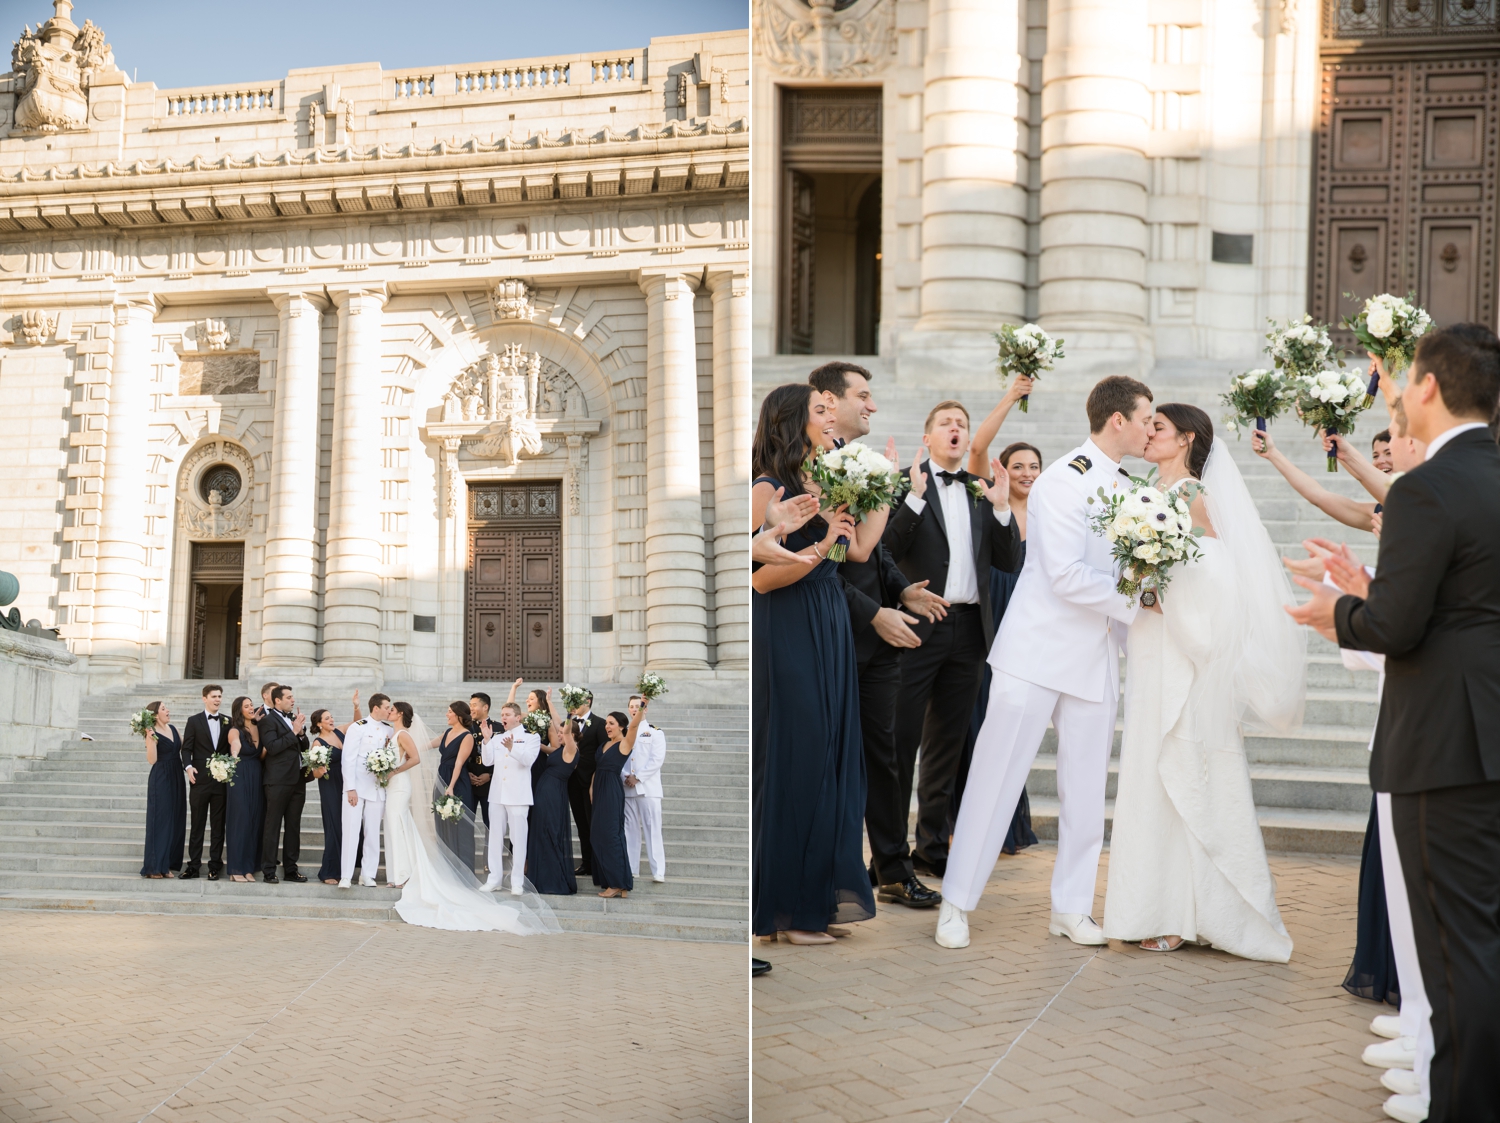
[754,845,1391,1123]
[0,912,746,1122]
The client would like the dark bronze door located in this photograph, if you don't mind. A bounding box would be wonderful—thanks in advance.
[185,542,244,680]
[465,483,562,680]
[783,167,815,355]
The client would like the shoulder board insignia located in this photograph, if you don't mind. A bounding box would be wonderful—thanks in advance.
[1118,468,1131,478]
[1068,455,1092,475]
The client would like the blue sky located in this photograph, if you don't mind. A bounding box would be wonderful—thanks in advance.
[7,0,748,88]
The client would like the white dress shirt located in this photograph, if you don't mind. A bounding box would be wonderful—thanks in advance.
[902,466,1011,605]
[1424,421,1488,461]
[203,709,220,748]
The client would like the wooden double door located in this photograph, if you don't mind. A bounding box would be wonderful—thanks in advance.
[465,483,562,681]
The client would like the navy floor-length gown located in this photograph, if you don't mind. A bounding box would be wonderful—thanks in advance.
[315,729,348,882]
[141,725,186,877]
[225,731,264,877]
[752,477,874,937]
[436,729,476,872]
[1343,794,1399,1005]
[530,745,578,894]
[951,544,1038,855]
[591,741,633,891]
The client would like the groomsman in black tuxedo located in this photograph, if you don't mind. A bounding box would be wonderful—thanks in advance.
[180,683,231,880]
[811,362,948,907]
[260,684,313,883]
[468,691,496,830]
[1291,324,1500,1123]
[569,691,607,876]
[883,400,1021,877]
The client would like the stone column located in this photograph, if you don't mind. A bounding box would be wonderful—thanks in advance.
[322,285,387,671]
[706,267,749,671]
[638,270,709,672]
[1037,0,1152,375]
[257,290,325,669]
[89,299,154,681]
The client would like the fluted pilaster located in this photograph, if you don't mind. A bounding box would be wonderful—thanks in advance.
[707,267,749,670]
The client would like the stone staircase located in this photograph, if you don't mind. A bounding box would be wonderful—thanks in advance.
[757,354,1385,854]
[0,682,748,940]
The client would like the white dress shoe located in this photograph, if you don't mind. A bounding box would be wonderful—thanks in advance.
[479,881,499,893]
[653,875,666,883]
[360,879,377,888]
[337,879,352,889]
[1049,912,1107,946]
[1383,1093,1429,1123]
[1371,1014,1402,1039]
[1381,1068,1421,1097]
[1363,1036,1416,1069]
[934,901,970,949]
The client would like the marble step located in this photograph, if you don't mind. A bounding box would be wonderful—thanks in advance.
[1027,753,1371,813]
[1027,797,1369,856]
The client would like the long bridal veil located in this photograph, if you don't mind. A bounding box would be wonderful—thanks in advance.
[1201,443,1307,733]
[398,713,560,935]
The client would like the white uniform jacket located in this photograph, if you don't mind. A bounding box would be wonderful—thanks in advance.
[990,438,1140,702]
[623,721,666,800]
[342,718,390,803]
[481,727,541,805]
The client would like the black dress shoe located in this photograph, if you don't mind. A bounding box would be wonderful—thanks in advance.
[877,876,943,909]
[262,872,278,884]
[181,868,200,880]
[207,870,221,882]
[752,958,772,977]
[284,872,308,883]
[575,864,591,876]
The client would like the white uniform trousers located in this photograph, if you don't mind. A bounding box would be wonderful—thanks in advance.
[483,804,529,893]
[945,668,1118,915]
[624,795,665,879]
[341,797,383,884]
[1377,791,1433,1102]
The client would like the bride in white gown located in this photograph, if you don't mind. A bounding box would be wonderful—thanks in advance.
[1103,404,1305,962]
[383,702,559,935]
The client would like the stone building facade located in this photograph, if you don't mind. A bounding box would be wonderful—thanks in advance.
[753,0,1499,385]
[0,2,749,692]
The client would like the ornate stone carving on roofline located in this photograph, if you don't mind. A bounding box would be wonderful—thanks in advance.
[753,0,896,80]
[491,280,534,321]
[9,2,118,136]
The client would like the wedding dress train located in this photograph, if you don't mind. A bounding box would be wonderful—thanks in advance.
[1103,449,1304,962]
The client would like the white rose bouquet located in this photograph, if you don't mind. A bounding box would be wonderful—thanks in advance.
[1265,316,1342,380]
[636,671,668,702]
[1290,367,1373,472]
[207,753,239,787]
[802,440,902,562]
[521,709,552,738]
[994,322,1064,413]
[558,683,590,712]
[365,740,399,787]
[1221,368,1295,437]
[301,743,332,772]
[1086,473,1204,609]
[1343,292,1432,393]
[433,795,464,823]
[130,709,157,738]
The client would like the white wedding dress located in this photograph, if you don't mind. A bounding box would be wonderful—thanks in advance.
[382,718,560,935]
[1103,447,1305,962]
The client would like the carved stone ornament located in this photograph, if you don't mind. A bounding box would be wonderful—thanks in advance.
[753,0,896,80]
[491,279,534,321]
[9,3,117,135]
[442,342,560,466]
[176,438,254,541]
[17,309,57,345]
[198,318,238,351]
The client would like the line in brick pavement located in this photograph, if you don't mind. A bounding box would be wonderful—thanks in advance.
[943,948,1100,1123]
[135,927,382,1122]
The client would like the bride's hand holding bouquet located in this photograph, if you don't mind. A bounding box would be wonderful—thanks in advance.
[803,440,902,562]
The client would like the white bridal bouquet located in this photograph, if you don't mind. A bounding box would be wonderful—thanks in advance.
[207,753,239,787]
[1221,368,1295,437]
[433,795,464,823]
[365,740,399,787]
[993,322,1064,413]
[129,709,156,738]
[1265,316,1341,380]
[802,441,902,562]
[636,671,669,702]
[1343,292,1432,392]
[1087,473,1204,608]
[1290,366,1373,472]
[301,743,332,772]
[558,683,590,712]
[521,709,552,738]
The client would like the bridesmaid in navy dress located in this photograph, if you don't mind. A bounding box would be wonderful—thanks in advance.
[590,712,640,897]
[224,696,264,881]
[140,701,185,878]
[308,707,363,884]
[433,701,476,871]
[752,384,887,945]
[527,690,578,894]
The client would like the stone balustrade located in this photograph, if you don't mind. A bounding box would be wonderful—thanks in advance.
[162,86,277,117]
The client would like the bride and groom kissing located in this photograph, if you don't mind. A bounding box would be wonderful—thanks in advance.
[935,375,1305,962]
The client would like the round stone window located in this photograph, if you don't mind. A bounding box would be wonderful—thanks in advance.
[198,464,242,505]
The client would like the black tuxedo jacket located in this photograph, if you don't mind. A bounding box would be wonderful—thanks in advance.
[839,543,912,665]
[180,710,232,788]
[881,464,1022,646]
[258,708,312,787]
[1335,427,1500,794]
[573,712,607,779]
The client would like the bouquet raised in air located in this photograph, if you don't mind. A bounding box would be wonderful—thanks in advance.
[433,795,464,823]
[365,740,399,787]
[207,753,239,787]
[1266,316,1342,380]
[301,743,332,772]
[636,671,668,702]
[1221,369,1295,437]
[558,683,590,712]
[994,322,1064,413]
[130,709,157,738]
[802,441,902,562]
[1086,473,1204,609]
[521,709,553,738]
[1343,292,1432,393]
[1290,367,1372,472]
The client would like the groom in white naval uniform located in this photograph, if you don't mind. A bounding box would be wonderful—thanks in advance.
[937,376,1155,949]
[339,694,393,889]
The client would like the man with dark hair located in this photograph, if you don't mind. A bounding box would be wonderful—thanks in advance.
[569,689,607,876]
[883,400,1021,880]
[816,363,948,907]
[469,691,495,829]
[181,683,229,880]
[260,684,312,883]
[1290,324,1500,1123]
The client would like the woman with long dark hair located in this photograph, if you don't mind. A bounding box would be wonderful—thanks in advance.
[591,710,641,897]
[431,701,477,871]
[752,383,885,946]
[529,689,579,895]
[224,696,264,882]
[140,701,185,878]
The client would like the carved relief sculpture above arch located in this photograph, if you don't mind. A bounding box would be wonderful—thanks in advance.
[752,0,896,80]
[175,438,255,540]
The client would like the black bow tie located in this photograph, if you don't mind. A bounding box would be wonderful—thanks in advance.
[936,470,969,486]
